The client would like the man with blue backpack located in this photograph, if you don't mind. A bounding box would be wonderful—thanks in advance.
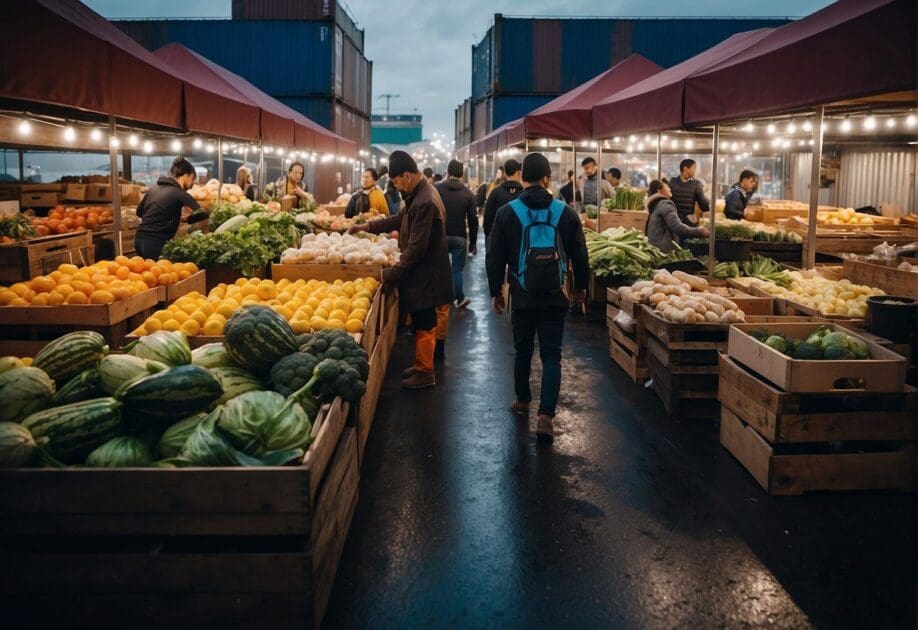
[485,153,589,443]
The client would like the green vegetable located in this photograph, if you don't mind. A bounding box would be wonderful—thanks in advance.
[214,214,250,234]
[52,368,100,406]
[585,227,667,283]
[740,255,791,287]
[85,436,153,467]
[713,261,740,279]
[820,332,848,350]
[210,367,264,405]
[584,205,599,219]
[223,305,299,374]
[115,365,223,419]
[220,389,313,455]
[847,337,870,360]
[0,366,55,422]
[33,331,108,385]
[794,342,823,360]
[300,358,367,405]
[602,188,645,211]
[191,343,236,369]
[157,412,209,458]
[98,354,168,394]
[269,352,321,417]
[126,331,192,367]
[298,329,370,381]
[824,345,855,360]
[0,214,38,241]
[764,335,787,354]
[0,421,40,467]
[22,398,123,463]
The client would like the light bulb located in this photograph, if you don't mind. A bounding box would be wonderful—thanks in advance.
[62,126,76,142]
[766,123,776,135]
[128,134,138,147]
[684,140,694,149]
[206,144,215,153]
[786,122,796,134]
[193,138,202,149]
[555,147,562,153]
[863,116,876,130]
[109,136,120,148]
[771,138,782,148]
[802,120,813,132]
[744,122,754,133]
[626,145,634,153]
[17,119,31,136]
[637,142,645,151]
[808,139,814,146]
[171,139,181,152]
[798,140,805,146]
[731,142,738,151]
[840,119,852,133]
[752,142,760,150]
[628,135,637,142]
[143,140,153,153]
[906,114,916,128]
[885,118,896,129]
[671,139,679,149]
[310,154,317,162]
[782,139,791,149]
[90,128,102,142]
[613,136,621,143]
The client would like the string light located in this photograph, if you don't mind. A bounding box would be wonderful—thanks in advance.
[17,119,31,136]
[906,114,916,128]
[840,118,852,133]
[193,138,202,149]
[802,120,813,132]
[671,139,679,149]
[171,139,181,151]
[613,136,621,143]
[109,136,120,149]
[62,126,76,142]
[90,128,102,142]
[863,115,876,130]
[771,137,782,148]
[731,142,738,151]
[744,122,754,133]
[766,123,776,135]
[128,134,139,147]
[752,142,760,150]
[885,118,896,129]
[206,144,215,153]
[684,139,694,149]
[786,121,796,134]
[143,140,153,153]
[782,139,791,149]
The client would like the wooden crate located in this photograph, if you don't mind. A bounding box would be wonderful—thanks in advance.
[647,350,720,419]
[843,259,918,298]
[205,264,269,291]
[741,281,864,324]
[92,227,138,259]
[607,309,648,385]
[355,291,399,462]
[728,323,907,393]
[598,210,647,233]
[719,355,917,495]
[158,269,207,304]
[0,231,94,283]
[0,400,358,629]
[271,263,384,284]
[749,241,803,265]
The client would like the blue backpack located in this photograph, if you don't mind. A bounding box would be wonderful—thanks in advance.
[509,198,567,294]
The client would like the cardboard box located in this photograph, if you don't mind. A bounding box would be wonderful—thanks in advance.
[0,200,20,217]
[120,184,141,205]
[86,184,112,202]
[20,192,59,208]
[63,183,87,201]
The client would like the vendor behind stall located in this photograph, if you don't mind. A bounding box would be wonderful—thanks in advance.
[134,157,206,259]
[645,179,709,253]
[723,170,758,220]
[345,168,389,217]
[278,161,311,207]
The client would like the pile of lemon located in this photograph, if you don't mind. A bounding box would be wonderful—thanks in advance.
[132,276,379,337]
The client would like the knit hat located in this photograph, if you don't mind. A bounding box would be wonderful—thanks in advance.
[388,150,418,178]
[521,152,551,183]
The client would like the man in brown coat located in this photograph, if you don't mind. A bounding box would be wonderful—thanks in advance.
[352,150,453,389]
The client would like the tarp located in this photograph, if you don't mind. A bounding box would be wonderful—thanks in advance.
[0,0,185,129]
[591,29,774,138]
[683,0,916,125]
[506,55,662,145]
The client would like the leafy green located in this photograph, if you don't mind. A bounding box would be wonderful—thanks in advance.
[219,390,313,455]
[584,204,599,219]
[0,214,37,241]
[602,188,645,211]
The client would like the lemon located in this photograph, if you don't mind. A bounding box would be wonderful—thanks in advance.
[180,319,201,336]
[309,316,328,330]
[145,317,163,332]
[345,319,364,333]
[352,297,371,310]
[163,318,181,331]
[328,309,348,322]
[327,318,346,330]
[203,317,224,336]
[349,308,368,323]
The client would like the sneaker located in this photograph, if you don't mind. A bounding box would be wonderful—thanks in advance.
[456,297,470,309]
[509,401,529,417]
[401,370,436,389]
[402,366,416,378]
[536,414,554,443]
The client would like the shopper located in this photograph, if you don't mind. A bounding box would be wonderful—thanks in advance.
[345,168,389,217]
[475,179,489,214]
[436,160,478,310]
[723,169,758,220]
[433,173,443,183]
[377,165,390,192]
[135,157,206,259]
[423,167,434,184]
[236,165,257,202]
[645,179,709,252]
[487,168,505,197]
[351,150,453,389]
[605,167,622,190]
[557,169,581,206]
[483,159,523,241]
[486,152,589,443]
[669,159,710,224]
[578,157,614,209]
[379,165,401,215]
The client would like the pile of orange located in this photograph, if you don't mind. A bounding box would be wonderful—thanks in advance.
[31,206,113,236]
[0,256,198,307]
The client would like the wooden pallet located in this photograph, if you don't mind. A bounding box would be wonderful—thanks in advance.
[0,400,357,629]
[0,231,94,283]
[718,354,917,495]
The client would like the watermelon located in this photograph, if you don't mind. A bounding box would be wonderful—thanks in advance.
[85,436,154,467]
[223,305,298,374]
[115,365,222,419]
[210,367,264,405]
[98,354,169,394]
[157,412,208,458]
[22,398,123,463]
[191,343,236,369]
[0,421,39,467]
[52,369,101,406]
[33,331,108,384]
[127,331,192,367]
[0,367,55,422]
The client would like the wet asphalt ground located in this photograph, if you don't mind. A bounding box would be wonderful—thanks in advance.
[324,232,916,629]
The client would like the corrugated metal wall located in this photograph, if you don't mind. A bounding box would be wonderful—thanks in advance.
[532,20,562,93]
[231,0,336,21]
[559,20,616,90]
[334,104,371,149]
[277,96,333,128]
[837,148,917,214]
[472,36,491,101]
[473,99,490,140]
[491,95,554,130]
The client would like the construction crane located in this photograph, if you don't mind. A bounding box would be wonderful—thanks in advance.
[378,94,400,117]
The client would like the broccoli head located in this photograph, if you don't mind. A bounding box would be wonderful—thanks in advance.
[297,358,367,405]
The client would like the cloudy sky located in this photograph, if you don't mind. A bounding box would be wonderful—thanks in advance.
[85,0,834,140]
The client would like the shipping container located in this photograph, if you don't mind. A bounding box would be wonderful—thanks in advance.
[472,99,490,141]
[230,0,364,51]
[334,104,371,149]
[491,95,554,130]
[277,96,334,129]
[471,37,491,101]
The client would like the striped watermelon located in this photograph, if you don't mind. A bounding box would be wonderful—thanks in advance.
[191,343,236,369]
[127,331,192,367]
[22,398,123,463]
[0,367,55,422]
[98,354,168,395]
[33,331,108,385]
[0,421,39,467]
[223,305,298,374]
[115,365,222,419]
[85,436,154,467]
[51,369,100,406]
[210,367,264,405]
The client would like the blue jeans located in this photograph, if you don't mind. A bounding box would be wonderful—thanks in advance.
[446,236,467,302]
[511,306,566,417]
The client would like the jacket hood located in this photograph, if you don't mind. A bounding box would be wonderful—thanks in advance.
[517,185,553,210]
[442,178,465,191]
[646,193,671,213]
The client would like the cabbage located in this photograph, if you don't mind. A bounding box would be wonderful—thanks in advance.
[764,335,787,354]
[157,412,209,458]
[820,332,848,350]
[846,336,870,360]
[219,390,313,456]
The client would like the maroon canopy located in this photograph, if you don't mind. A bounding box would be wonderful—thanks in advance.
[684,0,916,125]
[507,55,662,145]
[0,0,184,129]
[591,29,773,138]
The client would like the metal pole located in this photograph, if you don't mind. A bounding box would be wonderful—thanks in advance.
[708,124,720,278]
[656,131,662,179]
[572,140,578,212]
[525,139,529,154]
[806,106,825,269]
[108,116,123,257]
[217,139,224,203]
[258,145,265,193]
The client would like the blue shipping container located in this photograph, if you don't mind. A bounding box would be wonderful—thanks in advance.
[491,95,554,130]
[276,96,334,129]
[558,20,615,91]
[116,20,335,97]
[472,35,491,102]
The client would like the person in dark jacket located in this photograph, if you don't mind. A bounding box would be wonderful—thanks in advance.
[475,180,489,214]
[352,151,453,389]
[723,169,758,220]
[645,179,709,252]
[435,160,478,310]
[557,169,582,205]
[486,153,589,443]
[483,159,524,241]
[668,159,710,224]
[135,156,205,259]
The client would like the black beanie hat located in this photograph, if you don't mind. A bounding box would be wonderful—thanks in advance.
[388,150,418,178]
[521,152,551,183]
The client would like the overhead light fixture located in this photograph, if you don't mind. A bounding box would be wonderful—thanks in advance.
[613,136,621,143]
[171,139,182,152]
[752,142,760,150]
[731,142,738,151]
[143,140,153,153]
[840,118,852,133]
[782,139,791,149]
[771,137,782,148]
[626,145,634,153]
[863,115,876,131]
[744,122,754,133]
[906,114,916,128]
[885,117,896,129]
[637,142,645,151]
[798,139,805,146]
[555,147,562,153]
[17,119,31,136]
[62,126,76,142]
[671,139,679,149]
[628,135,637,142]
[802,120,813,132]
[90,128,102,142]
[128,134,139,147]
[766,123,776,135]
[193,138,202,149]
[684,139,694,149]
[786,121,796,134]
[109,136,120,149]
[206,144,215,153]
[808,139,814,146]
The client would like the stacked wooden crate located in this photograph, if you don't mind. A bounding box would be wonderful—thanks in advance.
[606,286,647,383]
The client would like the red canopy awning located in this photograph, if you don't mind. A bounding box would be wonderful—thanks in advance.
[508,55,662,144]
[683,0,916,125]
[591,29,774,138]
[0,0,185,129]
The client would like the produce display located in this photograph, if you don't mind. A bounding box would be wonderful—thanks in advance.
[0,316,369,468]
[712,255,791,286]
[699,218,802,244]
[33,205,115,236]
[189,180,246,206]
[280,232,400,266]
[585,205,599,220]
[586,227,693,283]
[0,257,198,306]
[0,214,38,242]
[301,209,385,233]
[747,325,871,360]
[750,272,884,318]
[161,211,301,275]
[619,270,747,323]
[818,207,884,226]
[602,188,646,211]
[131,276,379,337]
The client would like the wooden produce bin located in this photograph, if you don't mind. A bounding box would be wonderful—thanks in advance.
[93,227,138,259]
[354,290,399,462]
[205,264,269,291]
[597,210,647,233]
[727,323,906,393]
[0,399,359,629]
[0,288,159,357]
[0,231,94,283]
[843,259,918,299]
[718,354,917,495]
[157,269,207,304]
[606,287,647,383]
[271,263,384,284]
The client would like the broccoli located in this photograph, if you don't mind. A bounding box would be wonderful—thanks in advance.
[269,352,321,417]
[295,358,367,405]
[299,329,369,380]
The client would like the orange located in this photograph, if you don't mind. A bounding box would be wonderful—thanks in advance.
[128,272,143,283]
[55,283,74,297]
[9,283,30,298]
[8,297,28,307]
[71,281,94,296]
[143,259,155,271]
[71,271,90,284]
[109,286,131,300]
[47,291,65,306]
[89,290,115,304]
[172,311,189,324]
[115,266,131,281]
[190,310,208,325]
[65,291,88,305]
[0,289,18,305]
[177,270,191,281]
[144,317,163,332]
[141,271,157,286]
[106,261,120,275]
[58,263,79,275]
[114,255,131,266]
[30,293,50,306]
[162,319,181,332]
[30,276,56,293]
[180,319,201,336]
[216,303,236,318]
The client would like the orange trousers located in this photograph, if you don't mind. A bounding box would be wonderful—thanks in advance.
[435,303,450,341]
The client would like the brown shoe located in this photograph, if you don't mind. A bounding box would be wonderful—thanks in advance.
[402,366,416,378]
[509,400,529,417]
[402,370,435,389]
[536,414,554,443]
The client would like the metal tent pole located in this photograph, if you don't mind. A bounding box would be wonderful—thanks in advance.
[108,115,122,256]
[656,131,662,178]
[217,139,224,203]
[572,140,578,212]
[708,125,720,278]
[258,145,265,193]
[806,107,825,269]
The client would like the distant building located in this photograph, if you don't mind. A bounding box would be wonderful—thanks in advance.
[371,115,423,146]
[456,14,792,146]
